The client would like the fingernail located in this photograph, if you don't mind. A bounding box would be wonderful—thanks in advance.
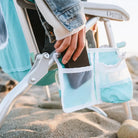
[73,57,77,61]
[62,59,67,64]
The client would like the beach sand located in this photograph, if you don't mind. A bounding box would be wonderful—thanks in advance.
[0,57,138,138]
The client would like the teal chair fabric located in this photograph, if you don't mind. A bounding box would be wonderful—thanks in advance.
[0,0,31,82]
[28,0,35,3]
[0,0,56,85]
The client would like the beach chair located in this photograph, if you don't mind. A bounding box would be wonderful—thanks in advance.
[0,0,133,127]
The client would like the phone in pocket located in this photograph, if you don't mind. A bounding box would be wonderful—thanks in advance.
[61,47,92,89]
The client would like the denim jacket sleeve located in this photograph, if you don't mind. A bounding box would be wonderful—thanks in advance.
[44,0,85,32]
[35,0,86,42]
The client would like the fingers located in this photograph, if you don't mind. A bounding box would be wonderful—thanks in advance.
[73,28,85,61]
[54,28,85,64]
[62,32,78,64]
[55,36,71,53]
[54,39,63,49]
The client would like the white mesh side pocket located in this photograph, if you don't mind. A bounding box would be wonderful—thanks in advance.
[98,56,133,103]
[54,54,94,113]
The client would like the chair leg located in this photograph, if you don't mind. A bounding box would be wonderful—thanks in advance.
[43,85,51,101]
[0,75,32,127]
[104,19,116,48]
[123,102,133,120]
[87,106,108,117]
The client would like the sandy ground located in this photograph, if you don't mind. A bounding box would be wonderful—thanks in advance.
[0,57,138,138]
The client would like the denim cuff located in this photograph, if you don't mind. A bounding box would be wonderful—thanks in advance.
[44,0,86,32]
[57,4,86,32]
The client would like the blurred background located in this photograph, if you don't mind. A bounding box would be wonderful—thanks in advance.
[89,0,138,57]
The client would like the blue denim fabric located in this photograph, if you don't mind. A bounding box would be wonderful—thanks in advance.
[36,0,85,42]
[44,0,85,31]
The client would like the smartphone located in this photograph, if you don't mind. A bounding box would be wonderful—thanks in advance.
[61,47,91,89]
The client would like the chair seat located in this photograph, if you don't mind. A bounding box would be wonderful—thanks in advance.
[83,2,129,21]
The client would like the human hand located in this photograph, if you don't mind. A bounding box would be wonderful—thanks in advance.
[54,28,86,64]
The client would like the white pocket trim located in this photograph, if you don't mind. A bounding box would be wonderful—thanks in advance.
[53,53,93,73]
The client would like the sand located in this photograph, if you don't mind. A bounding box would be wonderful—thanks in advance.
[0,57,138,138]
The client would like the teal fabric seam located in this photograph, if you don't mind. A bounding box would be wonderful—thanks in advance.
[2,65,31,73]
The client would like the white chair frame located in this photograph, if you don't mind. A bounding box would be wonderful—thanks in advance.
[0,1,132,127]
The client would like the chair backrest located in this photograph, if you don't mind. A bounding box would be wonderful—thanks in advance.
[83,2,130,21]
[13,0,39,55]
